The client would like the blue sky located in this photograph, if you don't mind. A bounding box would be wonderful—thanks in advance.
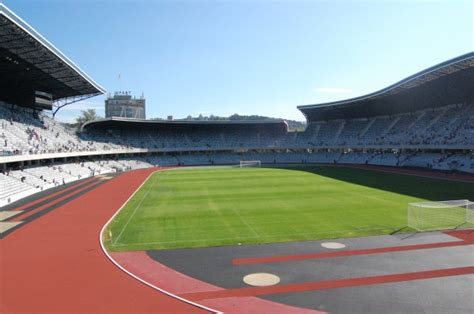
[3,0,473,122]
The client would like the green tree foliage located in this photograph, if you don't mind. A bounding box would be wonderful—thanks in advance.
[172,113,306,130]
[75,109,102,125]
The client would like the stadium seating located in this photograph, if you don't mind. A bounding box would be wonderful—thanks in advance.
[3,101,472,158]
[0,172,36,204]
[1,149,473,207]
[297,103,474,148]
[1,100,473,207]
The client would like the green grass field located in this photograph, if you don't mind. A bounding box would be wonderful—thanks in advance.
[105,166,474,251]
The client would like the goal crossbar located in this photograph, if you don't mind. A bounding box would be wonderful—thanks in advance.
[239,160,261,168]
[408,199,473,231]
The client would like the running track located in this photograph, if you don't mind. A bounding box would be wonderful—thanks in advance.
[2,168,211,313]
[2,165,473,312]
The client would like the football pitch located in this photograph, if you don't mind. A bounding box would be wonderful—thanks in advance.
[105,166,474,251]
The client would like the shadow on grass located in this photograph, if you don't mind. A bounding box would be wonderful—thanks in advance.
[264,164,474,202]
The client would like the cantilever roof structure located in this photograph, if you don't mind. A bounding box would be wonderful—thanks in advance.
[299,52,474,122]
[0,4,105,109]
[82,117,289,133]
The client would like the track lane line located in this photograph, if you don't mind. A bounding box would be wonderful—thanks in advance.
[7,176,97,211]
[9,179,103,222]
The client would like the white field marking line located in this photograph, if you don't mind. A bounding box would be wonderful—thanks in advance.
[99,167,222,314]
[111,213,404,231]
[112,176,157,246]
[113,225,407,247]
[229,208,260,238]
[135,218,332,233]
[111,213,357,245]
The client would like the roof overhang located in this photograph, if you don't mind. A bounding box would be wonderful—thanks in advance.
[0,4,105,109]
[81,117,289,133]
[299,52,474,121]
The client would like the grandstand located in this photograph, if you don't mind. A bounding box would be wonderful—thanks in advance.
[0,1,473,206]
[1,3,473,314]
[1,53,474,204]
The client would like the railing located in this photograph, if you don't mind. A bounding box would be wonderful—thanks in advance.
[1,143,472,165]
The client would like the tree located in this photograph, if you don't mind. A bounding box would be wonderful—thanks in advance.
[75,109,101,125]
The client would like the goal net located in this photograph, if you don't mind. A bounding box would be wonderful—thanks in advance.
[407,199,474,231]
[239,160,261,168]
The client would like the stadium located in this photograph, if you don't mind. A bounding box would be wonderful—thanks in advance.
[1,3,473,314]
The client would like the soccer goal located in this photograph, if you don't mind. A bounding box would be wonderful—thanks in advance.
[407,199,474,231]
[239,160,262,168]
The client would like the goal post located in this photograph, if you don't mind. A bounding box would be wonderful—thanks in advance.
[407,199,474,231]
[239,160,262,168]
[466,201,474,224]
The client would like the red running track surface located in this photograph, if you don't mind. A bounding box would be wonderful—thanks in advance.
[1,168,211,313]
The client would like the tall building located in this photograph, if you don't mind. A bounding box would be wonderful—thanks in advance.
[105,91,146,119]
